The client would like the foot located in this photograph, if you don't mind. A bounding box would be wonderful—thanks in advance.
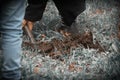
[56,25,79,37]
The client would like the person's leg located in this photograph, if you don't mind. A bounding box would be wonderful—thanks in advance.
[53,0,85,35]
[24,0,48,22]
[24,0,48,33]
[0,0,26,80]
[53,0,85,27]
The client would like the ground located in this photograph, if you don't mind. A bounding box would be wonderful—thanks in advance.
[21,0,120,80]
[0,0,120,80]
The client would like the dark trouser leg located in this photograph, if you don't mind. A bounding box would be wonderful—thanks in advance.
[53,0,86,26]
[24,0,48,21]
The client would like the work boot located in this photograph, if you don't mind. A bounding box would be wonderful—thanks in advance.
[56,24,79,36]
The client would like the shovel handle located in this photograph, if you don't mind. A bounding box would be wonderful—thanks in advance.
[24,26,36,44]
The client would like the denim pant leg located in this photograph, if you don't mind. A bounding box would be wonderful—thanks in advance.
[0,0,26,79]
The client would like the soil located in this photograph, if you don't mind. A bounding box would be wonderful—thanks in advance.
[23,24,120,59]
[23,30,107,59]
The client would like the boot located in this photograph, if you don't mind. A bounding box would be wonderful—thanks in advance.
[56,23,79,36]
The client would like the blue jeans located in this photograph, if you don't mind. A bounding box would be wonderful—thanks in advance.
[0,0,26,80]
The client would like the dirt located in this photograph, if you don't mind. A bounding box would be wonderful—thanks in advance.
[23,30,107,59]
[23,22,120,59]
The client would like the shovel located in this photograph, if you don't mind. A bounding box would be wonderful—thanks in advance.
[23,23,38,49]
[23,25,36,44]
